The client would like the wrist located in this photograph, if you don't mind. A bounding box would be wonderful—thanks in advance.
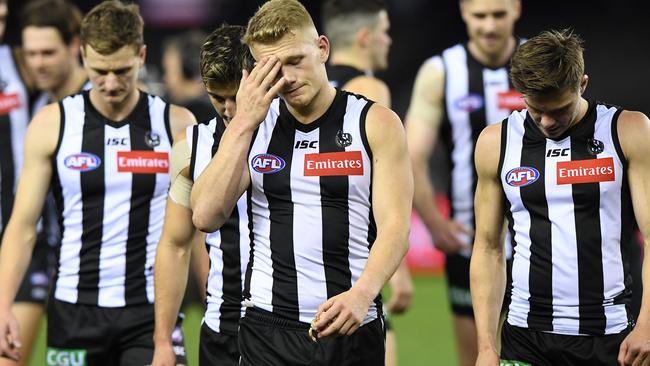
[352,281,378,304]
[153,330,173,346]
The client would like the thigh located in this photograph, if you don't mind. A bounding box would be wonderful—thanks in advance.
[500,323,554,366]
[46,300,114,366]
[199,323,239,366]
[238,314,313,366]
[316,318,386,366]
[444,254,473,316]
[117,307,187,366]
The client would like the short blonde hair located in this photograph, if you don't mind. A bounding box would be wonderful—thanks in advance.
[243,0,315,45]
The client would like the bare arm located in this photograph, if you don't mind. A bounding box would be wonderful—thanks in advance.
[343,75,412,313]
[314,104,413,337]
[343,76,391,108]
[405,59,470,253]
[153,130,206,365]
[0,104,59,359]
[616,111,650,366]
[470,123,506,366]
[168,105,197,143]
[191,56,285,232]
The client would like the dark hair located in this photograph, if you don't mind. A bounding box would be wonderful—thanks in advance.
[201,24,254,87]
[80,0,144,55]
[322,0,386,50]
[510,29,585,96]
[21,0,82,45]
[164,31,206,80]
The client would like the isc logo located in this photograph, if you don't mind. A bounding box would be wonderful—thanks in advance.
[251,154,285,174]
[64,153,101,172]
[506,167,540,187]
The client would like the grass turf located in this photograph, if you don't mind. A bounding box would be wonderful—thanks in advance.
[29,275,458,365]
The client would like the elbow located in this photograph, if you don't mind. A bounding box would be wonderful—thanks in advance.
[191,205,226,233]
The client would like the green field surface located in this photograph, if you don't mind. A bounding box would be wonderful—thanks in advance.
[29,275,458,366]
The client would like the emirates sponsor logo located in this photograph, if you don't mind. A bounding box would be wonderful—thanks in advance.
[117,151,169,174]
[497,90,526,110]
[0,93,21,114]
[304,151,364,176]
[556,157,615,185]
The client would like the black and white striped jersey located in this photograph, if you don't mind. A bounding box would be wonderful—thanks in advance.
[0,45,31,239]
[188,117,249,336]
[500,101,633,335]
[244,90,380,324]
[431,42,524,257]
[52,90,172,307]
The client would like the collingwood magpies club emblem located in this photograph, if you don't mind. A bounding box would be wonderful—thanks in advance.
[145,131,161,148]
[587,138,604,155]
[335,129,352,148]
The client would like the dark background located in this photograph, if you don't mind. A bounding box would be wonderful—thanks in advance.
[5,0,649,117]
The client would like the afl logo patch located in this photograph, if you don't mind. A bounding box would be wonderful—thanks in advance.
[454,94,484,112]
[506,167,540,187]
[251,154,285,174]
[64,153,101,172]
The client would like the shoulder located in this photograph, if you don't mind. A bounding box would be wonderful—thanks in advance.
[475,123,502,175]
[616,110,650,160]
[365,104,404,145]
[343,76,390,107]
[26,103,61,154]
[168,104,197,142]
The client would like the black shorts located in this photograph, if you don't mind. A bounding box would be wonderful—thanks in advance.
[445,254,512,316]
[500,322,629,366]
[239,307,385,366]
[46,299,187,366]
[199,322,239,366]
[15,240,54,304]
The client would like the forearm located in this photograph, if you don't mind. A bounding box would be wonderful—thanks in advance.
[354,224,410,301]
[191,123,253,231]
[412,157,444,232]
[153,240,191,344]
[635,242,650,327]
[0,222,37,310]
[470,242,506,352]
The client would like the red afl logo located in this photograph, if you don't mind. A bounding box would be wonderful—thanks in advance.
[506,167,540,187]
[251,154,286,174]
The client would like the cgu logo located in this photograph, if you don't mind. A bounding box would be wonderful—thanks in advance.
[454,94,484,112]
[46,349,86,366]
[506,167,540,187]
[251,154,285,174]
[64,153,101,172]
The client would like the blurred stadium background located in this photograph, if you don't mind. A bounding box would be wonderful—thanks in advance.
[3,0,648,365]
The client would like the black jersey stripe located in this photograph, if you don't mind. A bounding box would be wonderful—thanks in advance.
[520,114,553,332]
[319,94,352,299]
[466,46,486,233]
[611,109,634,309]
[359,101,377,249]
[124,97,156,305]
[571,107,606,334]
[243,187,255,301]
[265,107,298,320]
[189,124,199,181]
[0,113,15,236]
[77,95,106,304]
[219,204,243,334]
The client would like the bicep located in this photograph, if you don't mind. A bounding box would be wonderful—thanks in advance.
[621,112,650,241]
[405,61,445,160]
[473,126,505,249]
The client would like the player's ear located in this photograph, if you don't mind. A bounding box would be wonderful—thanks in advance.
[579,75,589,94]
[317,35,330,64]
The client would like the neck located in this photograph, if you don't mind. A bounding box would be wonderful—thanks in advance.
[51,65,87,101]
[286,83,337,124]
[570,97,590,127]
[89,88,140,121]
[330,49,372,73]
[468,36,517,68]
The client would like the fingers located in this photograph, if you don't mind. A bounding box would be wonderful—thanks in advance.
[318,312,346,337]
[619,340,629,366]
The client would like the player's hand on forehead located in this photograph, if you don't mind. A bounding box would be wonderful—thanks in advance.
[234,55,285,128]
